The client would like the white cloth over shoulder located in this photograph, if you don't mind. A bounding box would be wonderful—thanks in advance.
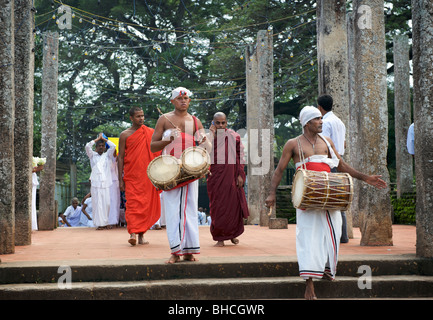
[295,134,340,170]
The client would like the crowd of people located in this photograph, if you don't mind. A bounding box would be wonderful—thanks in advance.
[31,87,405,300]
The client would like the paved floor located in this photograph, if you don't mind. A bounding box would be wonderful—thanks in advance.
[0,224,416,265]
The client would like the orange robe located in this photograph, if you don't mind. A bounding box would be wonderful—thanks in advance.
[123,125,161,234]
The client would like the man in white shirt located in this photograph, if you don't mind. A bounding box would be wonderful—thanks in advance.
[85,133,116,230]
[317,94,348,243]
[406,123,414,157]
[317,95,346,156]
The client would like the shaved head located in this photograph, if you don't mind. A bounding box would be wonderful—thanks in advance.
[213,112,226,120]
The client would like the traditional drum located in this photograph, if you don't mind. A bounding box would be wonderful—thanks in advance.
[180,146,210,177]
[147,155,181,191]
[291,169,353,211]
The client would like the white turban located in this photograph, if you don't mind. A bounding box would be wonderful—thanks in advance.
[299,106,322,127]
[170,87,192,100]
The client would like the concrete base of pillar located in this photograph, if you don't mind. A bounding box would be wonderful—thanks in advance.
[268,218,288,229]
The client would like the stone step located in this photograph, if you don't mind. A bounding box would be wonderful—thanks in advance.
[1,256,432,285]
[1,275,433,300]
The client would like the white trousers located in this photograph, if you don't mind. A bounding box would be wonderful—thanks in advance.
[91,185,110,227]
[162,180,200,255]
[108,180,120,225]
[296,208,342,280]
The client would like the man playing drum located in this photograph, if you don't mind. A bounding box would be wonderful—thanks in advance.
[265,105,387,300]
[151,87,210,264]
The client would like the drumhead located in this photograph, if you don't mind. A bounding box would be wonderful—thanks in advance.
[147,155,180,183]
[182,147,209,172]
[291,169,306,208]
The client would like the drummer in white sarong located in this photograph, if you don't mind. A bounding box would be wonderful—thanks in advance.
[265,106,387,300]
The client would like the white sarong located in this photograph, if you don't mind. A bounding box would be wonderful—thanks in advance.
[162,180,200,256]
[296,208,342,280]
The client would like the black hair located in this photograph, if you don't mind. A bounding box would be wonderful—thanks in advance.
[317,94,333,112]
[129,106,143,117]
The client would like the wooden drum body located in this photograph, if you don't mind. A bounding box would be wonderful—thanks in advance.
[291,169,353,211]
[147,155,181,191]
[181,147,210,178]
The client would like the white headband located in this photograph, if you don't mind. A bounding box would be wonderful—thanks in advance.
[299,106,322,127]
[170,87,192,100]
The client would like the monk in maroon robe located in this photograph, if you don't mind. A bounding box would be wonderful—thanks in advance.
[207,112,249,246]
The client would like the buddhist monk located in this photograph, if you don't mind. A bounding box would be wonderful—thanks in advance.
[118,106,161,246]
[207,112,249,247]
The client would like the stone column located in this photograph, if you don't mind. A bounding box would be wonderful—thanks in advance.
[412,0,433,258]
[317,0,353,238]
[14,0,35,245]
[353,0,393,246]
[0,0,16,254]
[246,30,274,226]
[347,12,361,228]
[317,0,350,118]
[38,32,59,230]
[393,35,413,198]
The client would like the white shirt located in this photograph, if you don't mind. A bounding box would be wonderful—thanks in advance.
[85,140,116,188]
[321,111,346,156]
[406,123,414,155]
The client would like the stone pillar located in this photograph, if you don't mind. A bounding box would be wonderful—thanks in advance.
[353,0,393,246]
[317,0,350,118]
[14,0,35,245]
[317,0,353,238]
[347,12,361,228]
[246,30,274,226]
[38,32,59,230]
[393,35,413,198]
[412,0,433,258]
[0,0,16,254]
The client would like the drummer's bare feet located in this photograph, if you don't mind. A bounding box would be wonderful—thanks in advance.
[304,278,318,300]
[138,233,149,245]
[214,241,224,247]
[322,273,333,281]
[183,254,198,262]
[166,255,181,264]
[231,238,239,245]
[128,233,136,246]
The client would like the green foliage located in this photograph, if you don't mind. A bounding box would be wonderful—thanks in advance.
[391,192,416,225]
[33,0,413,189]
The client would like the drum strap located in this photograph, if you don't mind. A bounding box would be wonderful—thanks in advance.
[297,137,308,170]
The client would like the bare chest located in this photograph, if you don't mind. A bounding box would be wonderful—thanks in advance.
[164,113,196,132]
[295,137,329,162]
